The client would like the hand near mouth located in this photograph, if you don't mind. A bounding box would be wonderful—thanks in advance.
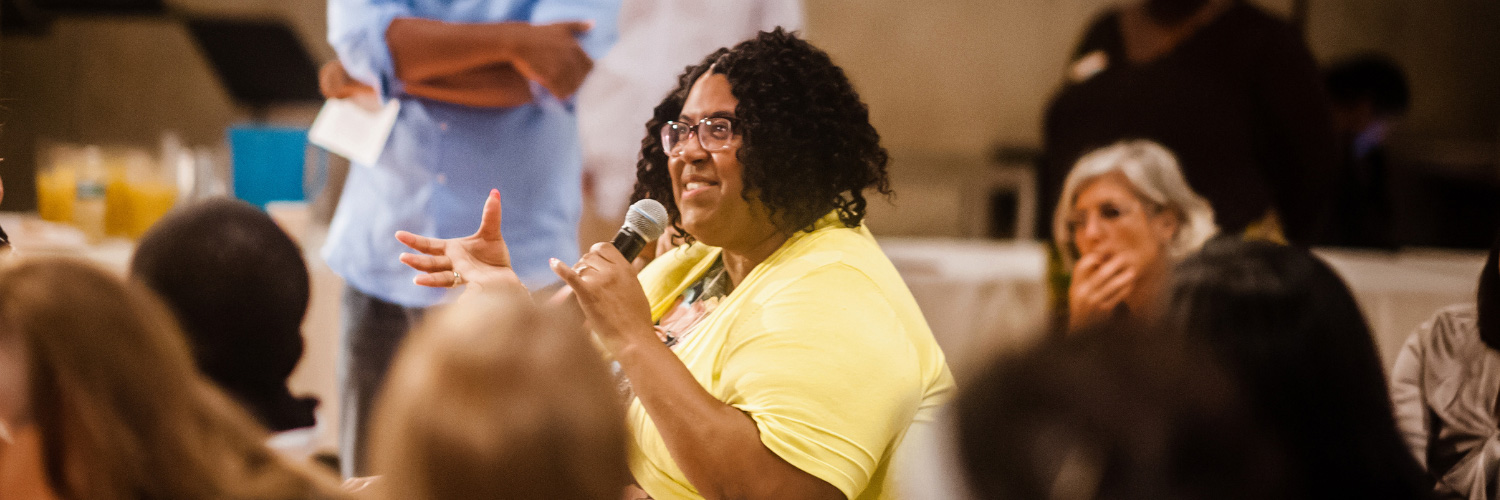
[1068,251,1138,331]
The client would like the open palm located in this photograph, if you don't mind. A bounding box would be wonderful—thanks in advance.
[396,189,524,295]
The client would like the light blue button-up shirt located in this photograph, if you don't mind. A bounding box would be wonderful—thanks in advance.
[324,0,620,307]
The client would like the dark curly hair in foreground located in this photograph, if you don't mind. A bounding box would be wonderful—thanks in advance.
[631,28,891,241]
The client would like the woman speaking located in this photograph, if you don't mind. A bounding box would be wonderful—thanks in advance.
[395,29,954,500]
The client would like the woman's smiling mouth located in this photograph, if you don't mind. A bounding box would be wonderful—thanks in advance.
[682,179,719,199]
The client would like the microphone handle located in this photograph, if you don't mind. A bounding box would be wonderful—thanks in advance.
[612,226,647,261]
[544,227,647,306]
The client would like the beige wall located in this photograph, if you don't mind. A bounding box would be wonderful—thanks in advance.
[2,0,1496,212]
[804,0,1112,153]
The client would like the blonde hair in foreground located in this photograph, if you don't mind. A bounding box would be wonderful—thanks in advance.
[369,295,629,500]
[1052,139,1219,265]
[0,258,340,500]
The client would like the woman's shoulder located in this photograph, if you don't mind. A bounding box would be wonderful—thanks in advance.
[742,225,927,325]
[763,224,897,284]
[1070,8,1123,55]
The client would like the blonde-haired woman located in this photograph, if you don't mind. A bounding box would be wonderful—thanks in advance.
[1054,140,1218,331]
[367,295,628,500]
[0,258,340,500]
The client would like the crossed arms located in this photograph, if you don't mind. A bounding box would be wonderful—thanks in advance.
[321,18,594,108]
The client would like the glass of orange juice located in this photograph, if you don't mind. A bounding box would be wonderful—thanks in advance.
[103,148,146,237]
[36,143,79,223]
[126,181,177,238]
[124,149,177,239]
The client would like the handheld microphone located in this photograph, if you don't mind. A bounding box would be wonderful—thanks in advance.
[544,199,669,303]
[612,199,669,261]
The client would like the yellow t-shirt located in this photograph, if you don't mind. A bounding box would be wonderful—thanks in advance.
[629,213,956,499]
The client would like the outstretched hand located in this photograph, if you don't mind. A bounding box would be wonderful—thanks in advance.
[396,189,526,298]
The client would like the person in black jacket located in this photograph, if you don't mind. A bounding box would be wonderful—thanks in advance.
[1041,0,1339,244]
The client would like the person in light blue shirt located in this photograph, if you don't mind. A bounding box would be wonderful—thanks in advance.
[321,0,619,477]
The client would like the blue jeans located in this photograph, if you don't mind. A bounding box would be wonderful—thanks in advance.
[338,286,425,478]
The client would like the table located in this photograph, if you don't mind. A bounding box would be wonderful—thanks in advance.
[0,213,135,273]
[1314,247,1487,370]
[872,239,1488,376]
[878,237,1052,380]
[877,237,1051,500]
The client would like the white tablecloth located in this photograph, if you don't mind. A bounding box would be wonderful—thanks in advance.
[870,240,1488,375]
[877,237,1050,500]
[1314,247,1487,370]
[0,213,135,273]
[878,237,1051,380]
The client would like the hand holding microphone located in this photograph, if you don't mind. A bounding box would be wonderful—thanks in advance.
[549,200,668,354]
[548,199,668,304]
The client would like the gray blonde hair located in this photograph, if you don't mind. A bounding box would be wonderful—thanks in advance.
[1052,140,1218,265]
[369,296,628,500]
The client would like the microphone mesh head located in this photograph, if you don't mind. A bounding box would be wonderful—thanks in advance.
[624,199,669,242]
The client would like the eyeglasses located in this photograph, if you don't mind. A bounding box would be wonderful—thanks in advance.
[1066,199,1164,235]
[660,117,738,157]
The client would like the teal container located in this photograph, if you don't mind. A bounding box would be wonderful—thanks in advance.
[229,125,308,208]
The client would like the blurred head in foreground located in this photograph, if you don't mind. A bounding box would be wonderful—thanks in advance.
[369,296,627,500]
[1164,239,1431,498]
[131,198,315,432]
[955,325,1288,500]
[0,258,337,500]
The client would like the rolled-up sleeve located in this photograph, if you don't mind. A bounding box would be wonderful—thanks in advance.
[531,0,622,61]
[328,0,412,100]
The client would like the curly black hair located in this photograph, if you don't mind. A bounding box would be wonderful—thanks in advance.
[630,28,891,243]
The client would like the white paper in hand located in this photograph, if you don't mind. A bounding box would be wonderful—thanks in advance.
[309,96,401,166]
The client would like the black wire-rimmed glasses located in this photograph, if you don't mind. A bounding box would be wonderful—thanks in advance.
[659,117,738,157]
